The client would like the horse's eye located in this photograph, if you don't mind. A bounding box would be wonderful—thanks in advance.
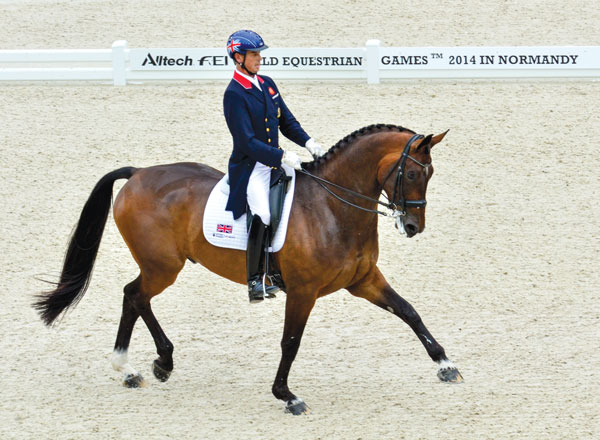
[407,171,417,180]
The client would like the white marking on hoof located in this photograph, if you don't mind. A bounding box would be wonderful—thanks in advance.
[437,359,457,371]
[285,398,310,415]
[111,349,138,377]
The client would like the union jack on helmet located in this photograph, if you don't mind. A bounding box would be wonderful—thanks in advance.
[226,30,268,59]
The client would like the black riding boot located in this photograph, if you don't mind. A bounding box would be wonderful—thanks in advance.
[247,215,279,303]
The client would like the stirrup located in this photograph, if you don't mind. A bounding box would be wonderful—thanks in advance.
[262,273,280,296]
[248,275,278,304]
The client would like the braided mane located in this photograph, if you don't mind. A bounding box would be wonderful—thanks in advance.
[303,124,414,171]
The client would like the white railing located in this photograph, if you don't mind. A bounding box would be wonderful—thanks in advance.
[1,40,599,85]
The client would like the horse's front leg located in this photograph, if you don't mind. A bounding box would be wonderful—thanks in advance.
[272,291,317,415]
[348,267,463,383]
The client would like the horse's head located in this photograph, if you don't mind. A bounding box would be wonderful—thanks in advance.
[378,130,448,238]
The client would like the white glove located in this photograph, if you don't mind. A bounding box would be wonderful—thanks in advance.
[305,138,325,157]
[282,150,302,170]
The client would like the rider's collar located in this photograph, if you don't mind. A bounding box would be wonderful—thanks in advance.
[233,68,264,91]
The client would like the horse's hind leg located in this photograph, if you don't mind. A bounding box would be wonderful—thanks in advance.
[112,264,181,387]
[112,276,144,387]
[348,267,463,383]
[137,292,175,383]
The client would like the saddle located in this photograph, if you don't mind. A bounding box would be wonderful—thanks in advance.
[202,164,296,253]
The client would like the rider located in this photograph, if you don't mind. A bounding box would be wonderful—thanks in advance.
[223,29,325,304]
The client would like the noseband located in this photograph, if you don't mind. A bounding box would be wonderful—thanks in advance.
[297,133,431,219]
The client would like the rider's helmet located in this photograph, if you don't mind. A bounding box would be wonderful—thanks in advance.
[226,30,268,60]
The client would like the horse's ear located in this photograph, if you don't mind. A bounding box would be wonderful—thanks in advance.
[417,134,433,152]
[430,129,449,148]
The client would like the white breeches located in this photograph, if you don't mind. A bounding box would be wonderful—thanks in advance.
[247,162,271,225]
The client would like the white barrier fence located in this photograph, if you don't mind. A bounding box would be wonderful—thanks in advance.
[1,40,599,85]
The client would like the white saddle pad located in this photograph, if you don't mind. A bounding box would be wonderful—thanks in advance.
[203,164,296,252]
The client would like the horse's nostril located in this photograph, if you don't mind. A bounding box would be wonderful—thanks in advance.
[404,223,419,237]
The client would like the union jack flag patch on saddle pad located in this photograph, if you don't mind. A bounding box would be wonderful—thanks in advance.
[216,224,233,234]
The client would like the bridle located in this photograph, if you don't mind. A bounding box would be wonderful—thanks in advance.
[386,133,430,215]
[297,133,431,221]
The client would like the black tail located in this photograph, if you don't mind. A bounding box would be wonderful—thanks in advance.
[33,167,136,326]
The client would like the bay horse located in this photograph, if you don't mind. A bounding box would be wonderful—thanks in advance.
[34,124,462,415]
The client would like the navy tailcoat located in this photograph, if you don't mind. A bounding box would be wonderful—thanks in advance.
[223,71,310,219]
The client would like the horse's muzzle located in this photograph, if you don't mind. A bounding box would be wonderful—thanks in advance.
[395,214,422,238]
[404,221,419,238]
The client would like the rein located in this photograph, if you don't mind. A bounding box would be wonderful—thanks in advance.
[297,134,428,218]
[297,168,393,216]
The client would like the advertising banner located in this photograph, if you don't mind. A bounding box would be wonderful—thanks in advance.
[379,46,600,70]
[129,48,366,71]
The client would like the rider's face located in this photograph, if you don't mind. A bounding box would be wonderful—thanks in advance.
[238,50,262,75]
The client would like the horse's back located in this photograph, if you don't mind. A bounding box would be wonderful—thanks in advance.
[131,162,223,191]
[115,161,222,202]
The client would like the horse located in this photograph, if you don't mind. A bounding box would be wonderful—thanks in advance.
[34,124,462,415]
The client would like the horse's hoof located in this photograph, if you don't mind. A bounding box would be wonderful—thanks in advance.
[285,398,311,415]
[123,373,146,388]
[437,367,464,383]
[152,360,172,382]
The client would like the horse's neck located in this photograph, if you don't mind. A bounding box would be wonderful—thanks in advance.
[318,137,387,198]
